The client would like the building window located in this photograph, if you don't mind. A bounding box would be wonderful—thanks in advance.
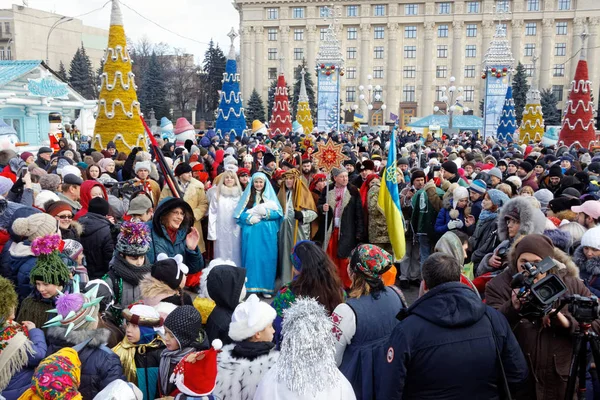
[374,88,383,98]
[374,26,385,39]
[320,28,327,40]
[404,46,416,58]
[319,6,329,17]
[374,4,386,16]
[294,29,304,41]
[496,0,510,12]
[373,67,384,79]
[347,67,357,79]
[438,25,449,37]
[465,86,475,102]
[266,8,278,19]
[405,26,417,38]
[525,22,537,36]
[4,22,9,34]
[347,27,357,40]
[403,66,416,78]
[294,48,304,60]
[346,87,356,102]
[6,46,10,60]
[346,5,358,17]
[292,7,305,18]
[558,0,571,10]
[347,47,357,59]
[436,86,444,101]
[405,4,418,15]
[466,24,477,37]
[524,43,535,56]
[268,28,278,41]
[268,48,278,60]
[464,65,476,78]
[438,2,451,14]
[556,22,568,35]
[555,43,566,56]
[527,0,540,11]
[403,85,416,102]
[0,48,4,60]
[553,64,565,77]
[436,65,448,78]
[524,64,534,77]
[268,68,277,80]
[374,46,384,59]
[465,45,476,58]
[437,45,448,58]
[467,1,480,13]
[552,85,564,101]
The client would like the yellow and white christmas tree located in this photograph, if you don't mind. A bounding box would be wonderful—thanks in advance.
[519,51,544,144]
[93,0,144,151]
[295,68,314,134]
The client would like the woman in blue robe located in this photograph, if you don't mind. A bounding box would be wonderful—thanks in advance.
[234,172,282,298]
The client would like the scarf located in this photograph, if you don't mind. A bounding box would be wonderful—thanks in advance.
[231,341,275,361]
[159,346,195,395]
[110,253,152,286]
[166,227,178,244]
[0,321,33,392]
[478,210,498,222]
[113,337,163,385]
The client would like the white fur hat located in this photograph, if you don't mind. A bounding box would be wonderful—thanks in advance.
[134,161,152,173]
[229,294,276,341]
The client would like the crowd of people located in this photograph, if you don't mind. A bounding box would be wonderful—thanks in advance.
[1,126,600,399]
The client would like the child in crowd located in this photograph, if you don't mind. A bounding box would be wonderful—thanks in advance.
[169,339,223,400]
[62,238,89,284]
[140,253,193,306]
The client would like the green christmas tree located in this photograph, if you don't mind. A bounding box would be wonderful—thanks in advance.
[69,44,96,100]
[139,52,169,120]
[540,88,561,126]
[512,62,530,125]
[246,89,266,125]
[202,39,227,113]
[291,60,317,119]
[57,61,68,81]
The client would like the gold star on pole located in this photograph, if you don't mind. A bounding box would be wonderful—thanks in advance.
[312,138,349,173]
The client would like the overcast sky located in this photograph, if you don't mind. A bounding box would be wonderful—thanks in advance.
[0,0,240,63]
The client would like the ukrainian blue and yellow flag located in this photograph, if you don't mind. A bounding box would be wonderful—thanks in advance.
[378,126,406,259]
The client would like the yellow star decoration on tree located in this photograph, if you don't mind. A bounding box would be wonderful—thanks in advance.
[312,138,349,173]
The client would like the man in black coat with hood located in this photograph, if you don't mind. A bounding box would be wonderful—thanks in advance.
[79,197,115,279]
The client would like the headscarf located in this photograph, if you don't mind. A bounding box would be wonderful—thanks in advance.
[277,169,317,215]
[434,231,465,265]
[309,173,327,192]
[233,172,282,219]
[74,180,108,220]
[19,348,82,400]
[349,244,393,282]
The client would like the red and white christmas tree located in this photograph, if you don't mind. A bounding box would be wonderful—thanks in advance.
[269,71,292,137]
[559,33,597,147]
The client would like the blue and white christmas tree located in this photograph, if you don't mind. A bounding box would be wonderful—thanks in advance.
[215,28,247,141]
[497,86,517,142]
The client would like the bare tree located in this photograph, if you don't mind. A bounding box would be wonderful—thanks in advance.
[167,48,199,119]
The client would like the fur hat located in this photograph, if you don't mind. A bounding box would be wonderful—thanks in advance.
[514,234,555,261]
[331,167,346,177]
[34,190,60,210]
[134,161,152,174]
[171,339,223,396]
[263,152,276,166]
[174,162,192,176]
[164,305,204,349]
[12,213,57,242]
[116,221,151,256]
[39,174,61,191]
[229,294,277,341]
[151,253,189,290]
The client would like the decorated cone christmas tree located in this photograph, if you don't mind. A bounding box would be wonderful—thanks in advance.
[559,32,597,147]
[520,51,544,144]
[269,58,292,137]
[497,86,517,142]
[215,28,247,141]
[93,0,144,151]
[295,68,314,134]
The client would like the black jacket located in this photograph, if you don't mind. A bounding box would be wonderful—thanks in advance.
[79,212,114,279]
[35,157,50,170]
[468,217,499,270]
[205,265,246,345]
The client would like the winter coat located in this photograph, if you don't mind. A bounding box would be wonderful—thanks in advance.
[131,342,164,400]
[146,223,204,275]
[74,181,108,221]
[205,266,246,345]
[410,186,444,237]
[1,327,47,400]
[56,192,82,212]
[34,157,49,170]
[521,171,539,191]
[470,198,483,221]
[214,342,279,400]
[46,327,126,400]
[1,240,36,300]
[318,183,364,258]
[60,220,83,241]
[434,206,467,235]
[15,293,55,329]
[367,180,390,245]
[469,216,499,270]
[573,246,600,297]
[381,283,528,400]
[79,212,114,279]
[485,248,600,400]
[160,177,209,253]
[139,275,193,307]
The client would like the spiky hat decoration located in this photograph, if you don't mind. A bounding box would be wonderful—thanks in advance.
[43,275,104,336]
[115,221,151,256]
[29,234,70,287]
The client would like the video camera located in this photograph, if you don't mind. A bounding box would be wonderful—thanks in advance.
[511,257,568,319]
[562,295,600,324]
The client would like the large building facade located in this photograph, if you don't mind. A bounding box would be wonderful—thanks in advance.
[234,0,600,126]
[0,4,108,71]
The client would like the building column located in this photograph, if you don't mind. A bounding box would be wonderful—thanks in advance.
[539,18,554,90]
[307,26,317,72]
[481,20,495,56]
[419,21,435,117]
[360,23,371,117]
[386,23,399,120]
[254,27,264,99]
[452,21,464,85]
[280,26,290,76]
[240,27,253,102]
[571,18,586,81]
[588,18,600,97]
[511,20,524,64]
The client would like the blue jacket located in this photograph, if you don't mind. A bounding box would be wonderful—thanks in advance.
[2,328,47,400]
[382,282,528,400]
[146,222,204,274]
[0,240,37,301]
[434,207,466,235]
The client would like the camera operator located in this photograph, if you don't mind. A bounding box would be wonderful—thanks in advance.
[486,234,600,399]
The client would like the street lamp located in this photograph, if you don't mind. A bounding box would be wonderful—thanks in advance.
[46,16,73,66]
[434,76,469,134]
[356,75,385,133]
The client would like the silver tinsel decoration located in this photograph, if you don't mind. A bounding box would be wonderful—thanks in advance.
[277,297,340,395]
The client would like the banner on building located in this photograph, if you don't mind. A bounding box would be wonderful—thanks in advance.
[483,68,509,139]
[317,69,340,132]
